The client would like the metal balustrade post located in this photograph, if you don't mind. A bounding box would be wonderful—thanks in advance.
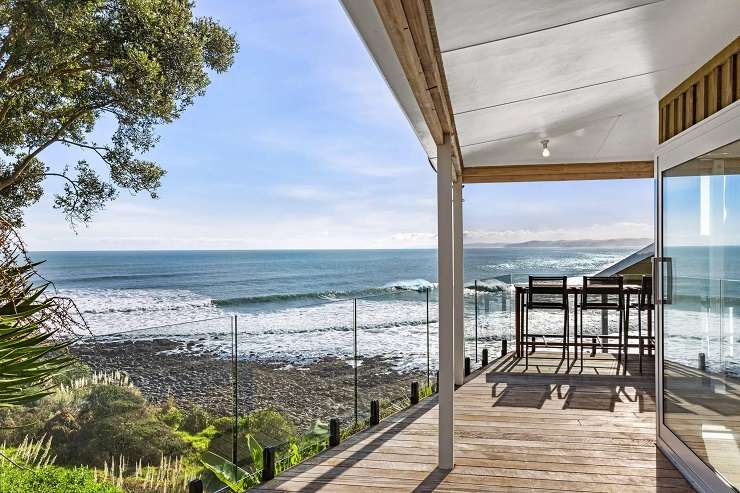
[370,400,380,425]
[353,298,358,425]
[329,418,340,447]
[426,287,430,387]
[411,381,419,405]
[232,315,238,468]
[262,447,275,482]
[475,280,478,362]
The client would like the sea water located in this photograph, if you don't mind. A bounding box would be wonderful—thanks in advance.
[34,246,739,375]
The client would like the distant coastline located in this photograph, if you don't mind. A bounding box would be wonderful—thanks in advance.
[466,237,652,249]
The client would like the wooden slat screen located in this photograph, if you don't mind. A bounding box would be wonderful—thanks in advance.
[659,37,740,143]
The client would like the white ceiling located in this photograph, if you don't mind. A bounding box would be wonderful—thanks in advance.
[342,0,740,168]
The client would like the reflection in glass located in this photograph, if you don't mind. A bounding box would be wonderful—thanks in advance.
[662,139,740,488]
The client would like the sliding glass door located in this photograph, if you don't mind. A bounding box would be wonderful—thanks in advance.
[657,104,740,492]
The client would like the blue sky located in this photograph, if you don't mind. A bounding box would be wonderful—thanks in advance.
[22,0,654,251]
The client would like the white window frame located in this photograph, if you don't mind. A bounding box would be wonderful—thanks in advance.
[655,100,740,493]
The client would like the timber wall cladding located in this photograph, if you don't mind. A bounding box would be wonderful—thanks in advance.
[659,37,739,144]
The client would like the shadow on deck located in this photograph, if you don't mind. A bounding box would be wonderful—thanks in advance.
[255,351,694,492]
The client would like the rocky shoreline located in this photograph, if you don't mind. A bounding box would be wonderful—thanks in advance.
[71,337,426,431]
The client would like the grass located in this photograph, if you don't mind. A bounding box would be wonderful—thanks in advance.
[0,463,124,493]
[176,426,220,453]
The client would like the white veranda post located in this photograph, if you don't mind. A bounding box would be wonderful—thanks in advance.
[436,135,455,470]
[453,177,465,386]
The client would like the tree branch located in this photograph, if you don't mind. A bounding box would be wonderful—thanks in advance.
[40,172,80,192]
[0,99,11,126]
[58,139,113,168]
[0,105,103,192]
[7,63,111,88]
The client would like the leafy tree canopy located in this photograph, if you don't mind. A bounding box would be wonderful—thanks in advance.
[0,0,238,227]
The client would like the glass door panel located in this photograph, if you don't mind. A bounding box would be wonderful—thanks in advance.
[662,139,740,489]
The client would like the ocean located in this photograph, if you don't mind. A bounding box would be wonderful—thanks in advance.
[30,246,739,375]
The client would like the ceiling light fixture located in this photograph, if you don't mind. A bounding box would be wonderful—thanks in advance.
[541,139,550,158]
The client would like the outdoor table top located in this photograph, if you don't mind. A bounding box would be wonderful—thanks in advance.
[514,284,642,292]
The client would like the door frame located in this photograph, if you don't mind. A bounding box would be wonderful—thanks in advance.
[654,100,740,493]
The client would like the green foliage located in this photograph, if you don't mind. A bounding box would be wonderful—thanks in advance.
[43,384,188,467]
[0,461,123,493]
[176,425,217,453]
[53,360,93,387]
[181,405,210,434]
[242,409,295,447]
[0,259,73,406]
[0,0,238,227]
[274,437,327,476]
[158,397,185,430]
[207,409,296,469]
[200,451,253,493]
[419,383,434,400]
[340,418,369,440]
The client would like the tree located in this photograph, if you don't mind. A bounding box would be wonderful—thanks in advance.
[0,0,238,227]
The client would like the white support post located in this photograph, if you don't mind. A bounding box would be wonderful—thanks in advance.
[453,178,465,386]
[436,135,454,470]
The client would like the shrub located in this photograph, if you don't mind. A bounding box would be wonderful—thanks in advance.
[0,462,123,493]
[47,384,188,467]
[181,405,210,433]
[159,398,185,430]
[210,416,235,433]
[206,409,296,468]
[242,409,295,446]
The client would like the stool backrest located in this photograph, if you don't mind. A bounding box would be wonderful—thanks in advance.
[527,276,568,309]
[582,276,624,310]
[639,275,653,309]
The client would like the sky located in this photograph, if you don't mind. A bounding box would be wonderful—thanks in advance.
[21,0,654,251]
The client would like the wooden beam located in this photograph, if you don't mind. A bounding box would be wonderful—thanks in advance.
[374,0,463,175]
[462,161,654,184]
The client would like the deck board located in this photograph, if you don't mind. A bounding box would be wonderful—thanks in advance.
[255,352,694,492]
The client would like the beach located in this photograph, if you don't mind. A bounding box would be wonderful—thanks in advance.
[71,336,425,430]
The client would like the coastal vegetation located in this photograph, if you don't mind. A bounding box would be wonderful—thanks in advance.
[1,356,435,492]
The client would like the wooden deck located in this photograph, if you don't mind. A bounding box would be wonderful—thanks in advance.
[256,352,694,492]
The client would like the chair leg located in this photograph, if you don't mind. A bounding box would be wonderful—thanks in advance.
[618,310,624,374]
[566,307,570,363]
[525,307,529,366]
[562,308,567,359]
[579,308,584,373]
[648,307,653,356]
[573,294,578,361]
[623,309,628,373]
[638,308,643,374]
[624,302,630,366]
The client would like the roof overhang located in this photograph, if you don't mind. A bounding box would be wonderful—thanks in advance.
[341,0,740,182]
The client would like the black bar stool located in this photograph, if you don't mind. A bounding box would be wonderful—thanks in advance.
[626,275,654,374]
[579,276,624,373]
[525,276,569,366]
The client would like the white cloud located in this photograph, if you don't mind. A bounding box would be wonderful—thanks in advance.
[463,222,653,244]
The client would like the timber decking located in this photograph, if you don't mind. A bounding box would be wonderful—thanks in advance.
[255,352,694,492]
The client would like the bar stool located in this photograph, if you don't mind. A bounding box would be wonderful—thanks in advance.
[626,275,654,374]
[525,276,569,366]
[579,276,625,373]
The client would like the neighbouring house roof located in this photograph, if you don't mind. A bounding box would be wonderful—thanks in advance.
[597,243,654,277]
[341,1,740,174]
